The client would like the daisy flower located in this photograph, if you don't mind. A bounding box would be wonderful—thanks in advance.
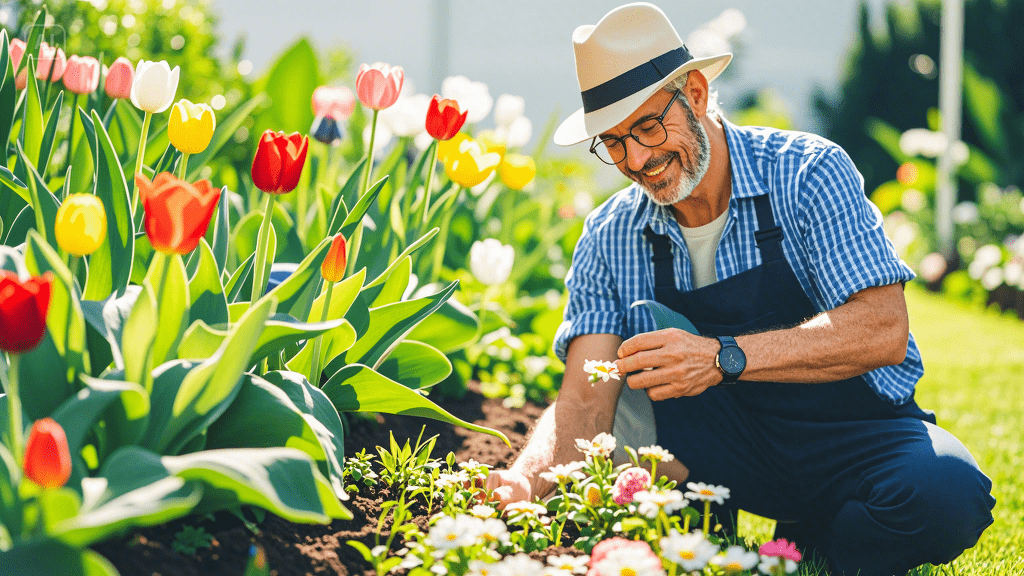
[476,518,509,544]
[425,515,477,550]
[633,487,688,518]
[539,461,586,484]
[758,555,799,575]
[684,482,731,505]
[575,432,616,459]
[471,504,497,519]
[504,501,547,517]
[710,546,760,574]
[593,547,666,576]
[583,483,604,506]
[583,359,621,384]
[637,445,675,463]
[498,553,545,576]
[547,553,590,575]
[660,530,719,572]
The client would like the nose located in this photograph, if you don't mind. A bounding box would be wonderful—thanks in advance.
[623,136,652,173]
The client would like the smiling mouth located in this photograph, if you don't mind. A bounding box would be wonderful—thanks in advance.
[645,161,670,177]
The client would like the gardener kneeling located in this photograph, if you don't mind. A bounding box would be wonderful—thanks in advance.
[486,4,996,576]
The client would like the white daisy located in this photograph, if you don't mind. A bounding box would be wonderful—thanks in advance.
[547,553,590,574]
[476,518,509,544]
[471,504,497,519]
[637,445,675,463]
[437,471,470,488]
[594,547,666,576]
[575,432,616,458]
[497,553,545,576]
[659,530,718,572]
[424,515,477,550]
[467,559,500,576]
[684,482,731,505]
[539,461,586,484]
[583,359,621,384]
[632,488,688,518]
[504,501,547,517]
[758,555,799,575]
[710,546,760,574]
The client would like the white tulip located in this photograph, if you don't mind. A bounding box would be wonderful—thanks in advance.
[130,60,180,113]
[379,92,431,137]
[494,94,525,129]
[500,115,533,148]
[469,238,514,286]
[442,75,493,124]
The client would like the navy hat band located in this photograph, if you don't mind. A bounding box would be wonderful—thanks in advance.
[580,46,693,113]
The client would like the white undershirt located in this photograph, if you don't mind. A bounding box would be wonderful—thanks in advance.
[611,209,730,463]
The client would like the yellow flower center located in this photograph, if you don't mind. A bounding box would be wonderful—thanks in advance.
[446,533,457,541]
[727,562,743,571]
[680,551,695,560]
[620,569,637,576]
[701,489,715,496]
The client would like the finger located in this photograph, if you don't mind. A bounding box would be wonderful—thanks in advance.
[615,348,662,375]
[627,365,674,390]
[645,381,678,401]
[485,472,502,492]
[617,330,669,358]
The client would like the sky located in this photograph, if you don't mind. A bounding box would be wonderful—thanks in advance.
[211,0,893,167]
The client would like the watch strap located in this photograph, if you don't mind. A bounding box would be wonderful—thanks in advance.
[715,336,743,384]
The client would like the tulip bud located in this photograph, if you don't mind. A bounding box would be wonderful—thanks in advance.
[251,130,309,194]
[0,271,52,353]
[321,234,347,283]
[62,55,100,95]
[24,418,72,489]
[312,85,356,120]
[55,194,107,257]
[469,238,514,286]
[498,154,536,191]
[35,42,66,82]
[355,62,404,111]
[425,94,468,141]
[130,60,180,113]
[136,173,221,255]
[168,99,216,154]
[104,56,134,99]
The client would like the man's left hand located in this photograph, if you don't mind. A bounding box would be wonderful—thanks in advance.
[615,329,722,400]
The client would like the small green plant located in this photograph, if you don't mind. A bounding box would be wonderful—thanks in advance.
[171,525,214,555]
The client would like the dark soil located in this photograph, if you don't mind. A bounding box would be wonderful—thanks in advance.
[93,382,552,576]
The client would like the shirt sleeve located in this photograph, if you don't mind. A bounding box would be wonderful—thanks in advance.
[799,145,916,309]
[553,216,625,362]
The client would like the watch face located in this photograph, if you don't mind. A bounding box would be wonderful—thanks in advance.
[719,347,746,376]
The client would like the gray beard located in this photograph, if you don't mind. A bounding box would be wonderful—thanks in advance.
[640,106,711,206]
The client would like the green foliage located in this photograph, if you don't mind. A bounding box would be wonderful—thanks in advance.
[170,524,213,555]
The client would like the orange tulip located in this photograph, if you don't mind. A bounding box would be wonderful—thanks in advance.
[321,234,347,283]
[24,418,72,488]
[136,173,221,255]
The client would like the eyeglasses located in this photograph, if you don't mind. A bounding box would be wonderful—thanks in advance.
[589,90,682,166]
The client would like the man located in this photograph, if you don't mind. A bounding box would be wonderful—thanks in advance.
[486,3,995,575]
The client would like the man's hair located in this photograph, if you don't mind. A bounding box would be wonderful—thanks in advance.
[663,72,723,120]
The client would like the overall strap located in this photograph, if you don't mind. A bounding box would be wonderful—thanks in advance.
[752,194,785,263]
[643,225,676,293]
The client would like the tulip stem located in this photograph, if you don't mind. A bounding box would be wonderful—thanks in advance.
[64,93,82,185]
[347,110,379,277]
[308,281,336,387]
[5,354,23,467]
[178,152,190,180]
[133,111,154,216]
[420,139,440,228]
[251,194,276,304]
[429,186,462,283]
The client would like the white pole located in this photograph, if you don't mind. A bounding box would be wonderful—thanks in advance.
[936,0,964,258]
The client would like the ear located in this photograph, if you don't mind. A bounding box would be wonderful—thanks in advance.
[684,70,709,118]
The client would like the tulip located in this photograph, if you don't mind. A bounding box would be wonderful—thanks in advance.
[62,55,100,94]
[493,94,525,129]
[379,93,431,138]
[477,130,507,158]
[130,60,179,114]
[469,239,515,286]
[104,56,134,99]
[445,138,501,188]
[35,42,66,82]
[310,116,343,145]
[425,95,468,142]
[438,132,471,165]
[309,234,347,385]
[55,194,107,257]
[503,115,533,148]
[9,38,26,90]
[312,85,355,120]
[441,75,492,124]
[355,62,403,111]
[23,418,71,489]
[135,172,220,255]
[498,154,536,190]
[168,99,216,178]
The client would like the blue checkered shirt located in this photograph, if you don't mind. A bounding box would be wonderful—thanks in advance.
[554,119,922,405]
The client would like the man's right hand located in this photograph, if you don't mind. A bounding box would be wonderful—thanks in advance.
[485,469,532,509]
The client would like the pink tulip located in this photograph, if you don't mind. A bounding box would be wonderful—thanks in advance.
[355,62,403,111]
[63,55,100,95]
[312,85,356,120]
[104,56,134,99]
[35,42,66,82]
[9,38,27,90]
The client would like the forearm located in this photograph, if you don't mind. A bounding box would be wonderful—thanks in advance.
[737,284,909,383]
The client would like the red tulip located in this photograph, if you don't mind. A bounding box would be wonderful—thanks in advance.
[312,85,356,121]
[104,56,134,99]
[355,62,404,111]
[136,173,221,255]
[321,234,347,283]
[251,130,309,194]
[0,271,52,353]
[425,94,469,141]
[62,55,101,95]
[24,418,72,489]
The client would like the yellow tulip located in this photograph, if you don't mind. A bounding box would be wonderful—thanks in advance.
[444,138,501,188]
[55,194,106,256]
[476,129,507,158]
[437,132,471,165]
[167,99,216,154]
[498,154,536,190]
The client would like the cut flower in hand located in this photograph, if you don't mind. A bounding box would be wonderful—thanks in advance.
[583,359,620,385]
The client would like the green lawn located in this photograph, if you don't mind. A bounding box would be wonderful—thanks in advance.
[906,284,1024,576]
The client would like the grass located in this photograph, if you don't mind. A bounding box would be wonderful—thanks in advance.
[738,283,1024,575]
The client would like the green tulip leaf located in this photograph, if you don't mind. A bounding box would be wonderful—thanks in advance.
[407,296,479,354]
[286,269,365,377]
[252,37,321,137]
[80,285,141,371]
[249,313,345,366]
[366,255,411,307]
[338,175,389,239]
[188,238,229,327]
[256,235,332,320]
[325,158,363,235]
[0,30,16,165]
[0,537,122,576]
[211,185,230,273]
[122,279,158,392]
[177,320,228,359]
[376,340,452,390]
[22,57,44,166]
[37,89,63,175]
[15,140,60,245]
[322,364,510,446]
[144,254,191,365]
[225,252,255,304]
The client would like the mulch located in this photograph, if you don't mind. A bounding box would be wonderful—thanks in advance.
[93,382,552,576]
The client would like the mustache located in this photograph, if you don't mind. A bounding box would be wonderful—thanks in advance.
[627,153,677,179]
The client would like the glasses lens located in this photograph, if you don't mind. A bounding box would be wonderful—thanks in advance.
[595,139,626,165]
[632,119,668,147]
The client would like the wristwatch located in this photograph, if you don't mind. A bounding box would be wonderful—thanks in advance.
[715,336,746,385]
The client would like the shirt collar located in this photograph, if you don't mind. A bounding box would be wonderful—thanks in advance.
[629,117,769,233]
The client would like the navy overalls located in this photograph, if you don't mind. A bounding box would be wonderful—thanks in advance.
[642,193,995,576]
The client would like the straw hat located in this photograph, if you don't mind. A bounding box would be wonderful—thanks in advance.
[554,2,732,146]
